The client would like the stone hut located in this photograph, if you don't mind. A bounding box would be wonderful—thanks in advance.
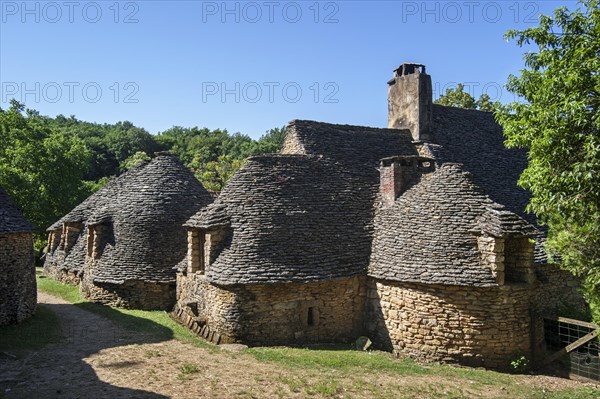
[44,177,122,285]
[47,153,212,310]
[172,63,584,369]
[0,187,36,325]
[174,122,420,344]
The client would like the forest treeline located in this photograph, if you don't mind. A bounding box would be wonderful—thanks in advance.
[0,99,285,246]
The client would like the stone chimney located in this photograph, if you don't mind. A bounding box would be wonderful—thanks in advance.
[388,63,433,142]
[380,156,435,207]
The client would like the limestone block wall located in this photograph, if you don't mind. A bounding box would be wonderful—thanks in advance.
[175,273,366,345]
[174,273,240,344]
[535,263,586,316]
[365,279,533,369]
[43,255,81,285]
[0,233,36,325]
[80,273,175,310]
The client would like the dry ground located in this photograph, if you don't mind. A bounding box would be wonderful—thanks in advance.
[0,292,598,399]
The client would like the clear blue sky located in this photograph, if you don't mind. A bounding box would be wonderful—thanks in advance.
[0,0,578,138]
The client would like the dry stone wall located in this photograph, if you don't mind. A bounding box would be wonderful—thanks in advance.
[80,272,175,310]
[174,273,239,344]
[365,279,533,369]
[0,233,36,325]
[42,264,81,285]
[535,263,587,316]
[175,273,366,345]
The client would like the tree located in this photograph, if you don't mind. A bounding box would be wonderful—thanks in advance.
[0,100,93,246]
[475,94,495,112]
[251,126,287,155]
[435,84,497,112]
[197,155,244,192]
[120,151,151,171]
[435,84,476,109]
[495,0,599,314]
[157,125,288,192]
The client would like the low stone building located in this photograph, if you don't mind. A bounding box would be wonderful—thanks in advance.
[0,187,36,325]
[44,177,122,285]
[46,153,213,310]
[174,63,585,369]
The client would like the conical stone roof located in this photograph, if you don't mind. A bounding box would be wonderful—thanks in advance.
[0,187,35,234]
[88,153,213,284]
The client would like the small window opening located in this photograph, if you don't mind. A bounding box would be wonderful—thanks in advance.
[307,307,315,326]
[48,231,61,252]
[504,237,534,284]
[86,226,95,258]
[204,226,231,269]
[187,229,205,274]
[62,222,82,253]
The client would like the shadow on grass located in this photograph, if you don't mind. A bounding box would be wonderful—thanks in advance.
[0,301,171,399]
[0,304,62,352]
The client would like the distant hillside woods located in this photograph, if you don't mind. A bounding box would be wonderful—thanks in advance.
[0,100,285,246]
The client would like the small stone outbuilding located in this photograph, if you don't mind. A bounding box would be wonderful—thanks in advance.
[46,153,213,310]
[174,63,586,369]
[44,177,122,285]
[0,186,36,325]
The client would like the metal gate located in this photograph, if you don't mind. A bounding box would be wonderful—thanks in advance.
[543,316,600,381]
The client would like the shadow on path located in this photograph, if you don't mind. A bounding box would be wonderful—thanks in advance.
[0,292,171,399]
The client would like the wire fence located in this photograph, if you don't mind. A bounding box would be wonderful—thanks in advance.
[544,317,600,381]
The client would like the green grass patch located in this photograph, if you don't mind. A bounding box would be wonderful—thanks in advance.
[0,304,62,352]
[36,274,82,303]
[178,362,201,380]
[36,274,216,351]
[246,346,600,398]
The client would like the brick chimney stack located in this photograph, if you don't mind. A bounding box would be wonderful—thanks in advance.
[387,63,433,142]
[380,156,435,207]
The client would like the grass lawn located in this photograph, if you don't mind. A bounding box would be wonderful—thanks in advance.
[35,271,600,399]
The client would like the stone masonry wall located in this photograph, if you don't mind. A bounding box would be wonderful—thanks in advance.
[535,263,586,316]
[174,273,366,345]
[80,273,175,310]
[0,233,36,325]
[47,268,81,286]
[365,279,533,369]
[174,273,239,344]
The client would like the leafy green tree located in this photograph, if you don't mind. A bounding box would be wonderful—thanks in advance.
[435,84,476,109]
[0,100,93,241]
[157,125,287,191]
[436,84,497,112]
[496,0,599,314]
[197,155,244,192]
[475,94,496,112]
[120,151,151,171]
[105,122,161,163]
[251,126,287,155]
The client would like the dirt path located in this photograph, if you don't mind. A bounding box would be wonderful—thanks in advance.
[0,293,597,399]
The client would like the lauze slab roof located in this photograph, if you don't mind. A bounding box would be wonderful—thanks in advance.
[0,187,35,234]
[47,154,212,284]
[186,108,541,287]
